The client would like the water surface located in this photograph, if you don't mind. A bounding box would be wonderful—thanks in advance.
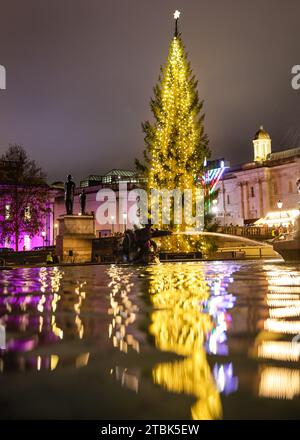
[0,260,300,419]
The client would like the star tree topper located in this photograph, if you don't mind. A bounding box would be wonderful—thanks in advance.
[174,10,181,19]
[174,10,181,36]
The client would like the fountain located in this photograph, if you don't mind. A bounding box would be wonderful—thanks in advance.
[157,230,278,261]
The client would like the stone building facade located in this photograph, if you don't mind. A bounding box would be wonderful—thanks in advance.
[215,126,300,225]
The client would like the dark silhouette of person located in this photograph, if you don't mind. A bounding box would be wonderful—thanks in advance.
[79,189,86,215]
[65,174,75,215]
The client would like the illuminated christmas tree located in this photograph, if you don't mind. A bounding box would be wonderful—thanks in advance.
[136,10,210,238]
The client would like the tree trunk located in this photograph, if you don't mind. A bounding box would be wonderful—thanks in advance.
[15,231,19,252]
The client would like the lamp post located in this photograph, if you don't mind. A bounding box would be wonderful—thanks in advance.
[41,231,46,248]
[277,200,283,224]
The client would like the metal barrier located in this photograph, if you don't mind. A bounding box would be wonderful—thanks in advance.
[218,226,273,240]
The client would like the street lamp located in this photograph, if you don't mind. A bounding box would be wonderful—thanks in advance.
[41,231,46,248]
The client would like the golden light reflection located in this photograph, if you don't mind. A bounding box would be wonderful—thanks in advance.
[264,319,300,334]
[107,266,140,354]
[253,266,300,400]
[37,355,41,371]
[51,315,63,339]
[50,355,59,371]
[147,264,222,420]
[267,300,300,307]
[258,341,300,362]
[75,352,90,368]
[269,306,300,319]
[266,271,300,286]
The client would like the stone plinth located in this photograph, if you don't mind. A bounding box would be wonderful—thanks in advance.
[56,215,95,263]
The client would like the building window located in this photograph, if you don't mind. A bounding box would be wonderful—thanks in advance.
[227,194,230,205]
[250,186,255,197]
[273,181,278,195]
[24,235,31,251]
[5,204,10,220]
[24,206,31,221]
[289,181,293,193]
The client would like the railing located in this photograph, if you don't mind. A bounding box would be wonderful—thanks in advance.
[218,226,274,240]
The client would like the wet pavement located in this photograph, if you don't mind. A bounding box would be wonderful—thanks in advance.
[1,260,300,419]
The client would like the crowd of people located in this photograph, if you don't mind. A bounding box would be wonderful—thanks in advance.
[271,224,293,238]
[46,251,59,265]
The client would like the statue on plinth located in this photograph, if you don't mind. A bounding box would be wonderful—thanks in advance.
[79,189,86,215]
[64,174,75,215]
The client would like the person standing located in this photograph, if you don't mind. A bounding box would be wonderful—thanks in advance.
[79,189,86,215]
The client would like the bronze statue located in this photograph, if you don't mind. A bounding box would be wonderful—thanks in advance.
[79,188,86,215]
[64,174,75,215]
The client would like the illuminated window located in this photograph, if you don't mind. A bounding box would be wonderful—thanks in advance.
[24,206,31,221]
[24,235,31,250]
[5,204,10,220]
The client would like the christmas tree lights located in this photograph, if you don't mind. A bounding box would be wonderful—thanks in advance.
[136,11,209,235]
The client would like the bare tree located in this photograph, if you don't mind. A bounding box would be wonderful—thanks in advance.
[0,145,50,251]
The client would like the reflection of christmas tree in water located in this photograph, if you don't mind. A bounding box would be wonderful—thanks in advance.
[147,263,222,420]
[202,263,239,395]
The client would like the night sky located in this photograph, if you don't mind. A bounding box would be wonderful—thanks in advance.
[0,0,300,183]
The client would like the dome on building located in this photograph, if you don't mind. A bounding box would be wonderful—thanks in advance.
[254,125,270,141]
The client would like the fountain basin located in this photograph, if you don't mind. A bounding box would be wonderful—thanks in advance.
[273,238,300,262]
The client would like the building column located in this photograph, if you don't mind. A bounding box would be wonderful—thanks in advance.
[222,181,226,226]
[245,182,251,219]
[258,179,264,218]
[261,177,271,217]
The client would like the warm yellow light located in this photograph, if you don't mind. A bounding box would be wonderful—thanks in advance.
[257,341,300,362]
[50,355,59,371]
[75,352,90,368]
[147,264,222,420]
[269,306,300,318]
[259,366,300,400]
[264,319,300,334]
